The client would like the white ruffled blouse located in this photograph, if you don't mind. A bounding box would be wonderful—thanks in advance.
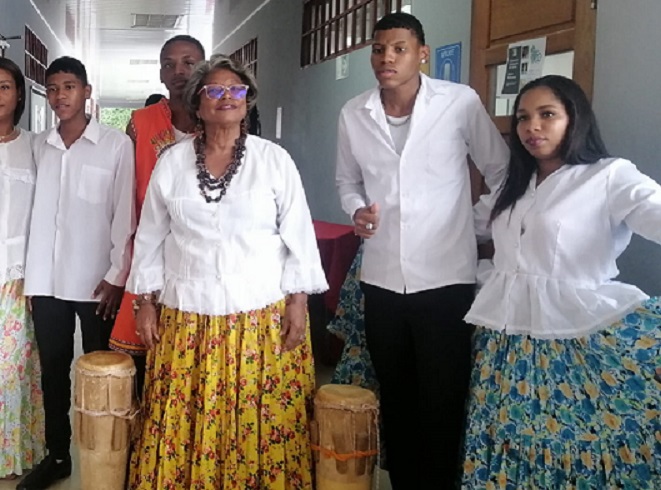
[0,129,35,285]
[466,158,661,339]
[127,135,328,316]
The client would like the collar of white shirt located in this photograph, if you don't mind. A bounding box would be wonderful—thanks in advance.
[45,116,100,150]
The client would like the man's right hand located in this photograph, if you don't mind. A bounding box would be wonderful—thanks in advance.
[353,203,380,239]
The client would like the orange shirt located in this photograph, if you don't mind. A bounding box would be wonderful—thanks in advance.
[109,99,175,355]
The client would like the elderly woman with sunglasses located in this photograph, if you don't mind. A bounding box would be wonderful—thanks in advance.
[127,55,327,490]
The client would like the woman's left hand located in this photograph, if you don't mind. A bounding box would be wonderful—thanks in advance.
[281,293,308,352]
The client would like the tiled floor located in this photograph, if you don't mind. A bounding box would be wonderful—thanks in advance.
[1,333,392,490]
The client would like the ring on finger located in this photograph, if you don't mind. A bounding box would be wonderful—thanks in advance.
[365,223,374,231]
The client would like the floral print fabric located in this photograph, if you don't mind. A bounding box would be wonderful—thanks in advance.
[462,298,661,489]
[0,279,45,477]
[327,247,379,393]
[129,300,315,489]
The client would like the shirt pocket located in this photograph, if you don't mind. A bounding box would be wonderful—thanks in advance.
[78,165,113,204]
[424,137,467,183]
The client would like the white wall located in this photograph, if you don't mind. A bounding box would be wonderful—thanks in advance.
[0,0,72,129]
[213,0,472,224]
[591,0,661,293]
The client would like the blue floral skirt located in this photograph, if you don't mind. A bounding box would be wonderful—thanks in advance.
[461,298,661,489]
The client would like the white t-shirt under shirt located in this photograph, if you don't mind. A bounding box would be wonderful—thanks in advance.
[385,114,411,155]
[173,127,189,143]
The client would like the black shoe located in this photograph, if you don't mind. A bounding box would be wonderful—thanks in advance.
[16,455,72,490]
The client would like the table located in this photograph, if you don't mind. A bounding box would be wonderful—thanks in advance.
[313,220,361,312]
[310,220,361,366]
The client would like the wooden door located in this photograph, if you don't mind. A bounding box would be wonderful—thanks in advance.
[468,0,598,203]
[469,0,598,135]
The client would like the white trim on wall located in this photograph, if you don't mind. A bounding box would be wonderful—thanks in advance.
[29,0,67,51]
[213,0,273,51]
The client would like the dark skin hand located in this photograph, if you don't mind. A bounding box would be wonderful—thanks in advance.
[93,280,124,320]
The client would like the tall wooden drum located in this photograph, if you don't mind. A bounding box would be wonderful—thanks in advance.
[74,351,137,490]
[312,384,379,490]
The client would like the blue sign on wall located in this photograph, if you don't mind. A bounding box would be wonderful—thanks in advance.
[435,42,462,83]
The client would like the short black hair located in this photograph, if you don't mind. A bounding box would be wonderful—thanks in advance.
[491,75,610,221]
[160,35,206,60]
[373,12,426,45]
[145,93,165,107]
[0,58,26,126]
[46,56,88,86]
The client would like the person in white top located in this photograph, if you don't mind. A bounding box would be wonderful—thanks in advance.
[127,55,327,489]
[0,57,45,481]
[335,13,508,488]
[461,75,661,489]
[18,57,135,490]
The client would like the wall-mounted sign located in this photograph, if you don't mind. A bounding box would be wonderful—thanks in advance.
[435,42,461,83]
[501,37,546,98]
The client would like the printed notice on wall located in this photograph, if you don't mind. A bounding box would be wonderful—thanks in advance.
[435,42,461,83]
[501,37,546,98]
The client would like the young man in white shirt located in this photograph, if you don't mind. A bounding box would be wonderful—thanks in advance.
[335,13,509,489]
[18,57,135,490]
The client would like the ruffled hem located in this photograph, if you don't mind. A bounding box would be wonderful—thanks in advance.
[466,270,648,338]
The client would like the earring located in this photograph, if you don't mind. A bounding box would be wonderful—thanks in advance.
[195,117,204,137]
[421,59,427,64]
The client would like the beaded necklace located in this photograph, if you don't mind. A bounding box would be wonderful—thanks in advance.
[194,130,247,203]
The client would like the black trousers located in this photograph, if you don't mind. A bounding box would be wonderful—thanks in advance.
[361,282,475,490]
[31,296,114,459]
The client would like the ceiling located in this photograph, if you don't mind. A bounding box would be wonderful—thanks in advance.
[61,0,215,106]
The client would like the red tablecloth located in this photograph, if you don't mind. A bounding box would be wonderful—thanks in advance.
[313,220,361,312]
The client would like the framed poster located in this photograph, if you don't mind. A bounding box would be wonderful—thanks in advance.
[30,86,47,133]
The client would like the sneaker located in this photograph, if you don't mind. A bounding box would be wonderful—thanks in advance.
[16,455,72,490]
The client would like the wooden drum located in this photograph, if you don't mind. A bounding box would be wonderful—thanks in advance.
[312,384,379,490]
[73,351,137,490]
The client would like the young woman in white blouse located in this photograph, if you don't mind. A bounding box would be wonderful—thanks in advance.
[0,58,45,480]
[127,55,327,489]
[461,75,660,488]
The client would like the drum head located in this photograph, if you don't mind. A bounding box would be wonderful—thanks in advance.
[75,351,135,373]
[315,384,377,407]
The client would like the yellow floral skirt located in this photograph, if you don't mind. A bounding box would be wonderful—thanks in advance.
[129,300,315,490]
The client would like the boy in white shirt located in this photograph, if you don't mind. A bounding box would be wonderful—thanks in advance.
[335,13,508,489]
[18,57,135,490]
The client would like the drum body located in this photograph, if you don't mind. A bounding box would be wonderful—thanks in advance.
[313,384,379,490]
[74,351,136,490]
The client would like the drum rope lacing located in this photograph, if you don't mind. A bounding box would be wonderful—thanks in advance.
[311,400,382,489]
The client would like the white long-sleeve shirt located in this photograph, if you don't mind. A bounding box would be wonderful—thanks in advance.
[24,119,135,301]
[0,129,35,285]
[127,136,328,316]
[466,158,661,338]
[336,74,509,293]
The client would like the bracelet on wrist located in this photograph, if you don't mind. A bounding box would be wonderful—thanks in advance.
[132,292,158,316]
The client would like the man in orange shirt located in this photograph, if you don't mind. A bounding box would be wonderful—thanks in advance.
[109,35,205,392]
